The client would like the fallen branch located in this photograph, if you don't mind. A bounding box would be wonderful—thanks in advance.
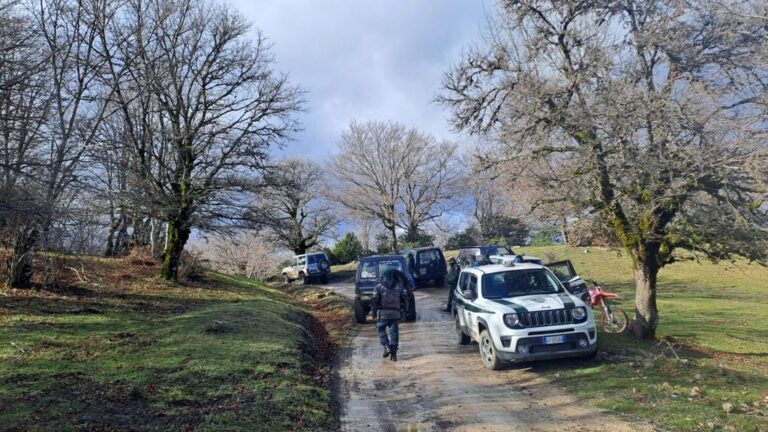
[66,265,89,283]
[10,341,25,354]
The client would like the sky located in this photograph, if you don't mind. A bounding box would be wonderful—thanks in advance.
[226,0,491,160]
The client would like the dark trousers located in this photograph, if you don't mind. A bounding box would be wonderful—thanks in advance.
[376,319,399,351]
[447,284,456,310]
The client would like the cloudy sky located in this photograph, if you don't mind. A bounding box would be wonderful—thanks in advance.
[227,0,491,160]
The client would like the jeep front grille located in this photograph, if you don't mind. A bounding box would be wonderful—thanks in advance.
[520,309,573,328]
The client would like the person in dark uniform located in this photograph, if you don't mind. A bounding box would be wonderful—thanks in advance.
[371,269,410,361]
[444,257,460,312]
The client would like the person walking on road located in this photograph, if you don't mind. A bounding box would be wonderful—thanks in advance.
[444,257,460,312]
[371,269,410,362]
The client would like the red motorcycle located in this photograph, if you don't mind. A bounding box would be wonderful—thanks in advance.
[586,280,629,333]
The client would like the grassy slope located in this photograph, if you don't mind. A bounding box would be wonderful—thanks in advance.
[511,245,768,432]
[0,255,348,432]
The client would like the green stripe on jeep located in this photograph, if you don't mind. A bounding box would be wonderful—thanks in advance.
[558,293,575,309]
[454,297,496,314]
[489,299,528,313]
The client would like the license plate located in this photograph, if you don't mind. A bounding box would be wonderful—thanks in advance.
[543,335,566,345]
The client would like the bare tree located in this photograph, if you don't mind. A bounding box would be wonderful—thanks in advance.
[330,121,463,252]
[191,233,284,280]
[440,0,768,339]
[98,0,303,280]
[399,137,463,240]
[246,157,337,254]
[0,1,50,286]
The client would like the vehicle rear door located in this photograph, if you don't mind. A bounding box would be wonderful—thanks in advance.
[417,249,442,278]
[307,254,318,274]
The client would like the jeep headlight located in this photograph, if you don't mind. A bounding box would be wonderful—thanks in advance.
[572,307,587,322]
[503,313,522,329]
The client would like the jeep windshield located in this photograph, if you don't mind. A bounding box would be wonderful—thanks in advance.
[359,260,404,279]
[481,269,561,299]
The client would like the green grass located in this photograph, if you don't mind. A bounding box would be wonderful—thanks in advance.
[0,259,344,431]
[512,245,768,432]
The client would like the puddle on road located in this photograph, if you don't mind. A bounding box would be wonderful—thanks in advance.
[398,423,434,432]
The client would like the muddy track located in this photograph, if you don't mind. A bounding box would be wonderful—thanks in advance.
[326,280,652,432]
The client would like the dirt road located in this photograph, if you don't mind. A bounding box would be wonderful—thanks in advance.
[327,280,651,432]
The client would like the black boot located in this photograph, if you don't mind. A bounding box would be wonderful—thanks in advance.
[382,345,391,358]
[389,345,397,362]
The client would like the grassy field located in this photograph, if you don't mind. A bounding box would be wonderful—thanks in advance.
[0,254,350,431]
[511,245,768,432]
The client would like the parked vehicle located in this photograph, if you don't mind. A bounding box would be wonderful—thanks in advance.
[401,246,447,287]
[453,257,597,370]
[354,255,417,324]
[546,259,589,301]
[586,280,629,333]
[281,252,331,285]
[457,245,512,268]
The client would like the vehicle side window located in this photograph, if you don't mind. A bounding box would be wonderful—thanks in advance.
[468,274,478,295]
[458,272,469,292]
[297,256,306,266]
[418,250,439,265]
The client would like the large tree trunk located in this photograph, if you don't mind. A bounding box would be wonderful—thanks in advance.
[6,226,39,288]
[160,218,191,281]
[631,262,659,340]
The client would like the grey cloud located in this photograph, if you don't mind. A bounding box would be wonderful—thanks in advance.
[227,0,489,159]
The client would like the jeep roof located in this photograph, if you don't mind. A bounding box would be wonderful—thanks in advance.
[401,246,442,252]
[462,261,543,276]
[360,254,403,261]
[295,251,327,257]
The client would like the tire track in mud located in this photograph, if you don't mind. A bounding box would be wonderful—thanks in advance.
[330,281,651,432]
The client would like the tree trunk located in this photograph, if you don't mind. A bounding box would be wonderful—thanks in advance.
[6,227,39,288]
[160,218,191,281]
[389,225,398,253]
[631,263,659,340]
[559,216,568,245]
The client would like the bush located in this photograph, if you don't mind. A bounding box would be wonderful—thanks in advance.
[332,232,363,264]
[529,225,560,247]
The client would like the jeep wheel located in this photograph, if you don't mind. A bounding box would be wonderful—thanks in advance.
[479,329,504,370]
[353,299,367,324]
[405,294,416,322]
[282,274,290,284]
[300,272,308,285]
[455,314,470,345]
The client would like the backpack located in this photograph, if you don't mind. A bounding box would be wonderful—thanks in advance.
[378,282,404,319]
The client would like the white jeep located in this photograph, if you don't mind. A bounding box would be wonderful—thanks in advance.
[452,257,597,370]
[281,252,331,285]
